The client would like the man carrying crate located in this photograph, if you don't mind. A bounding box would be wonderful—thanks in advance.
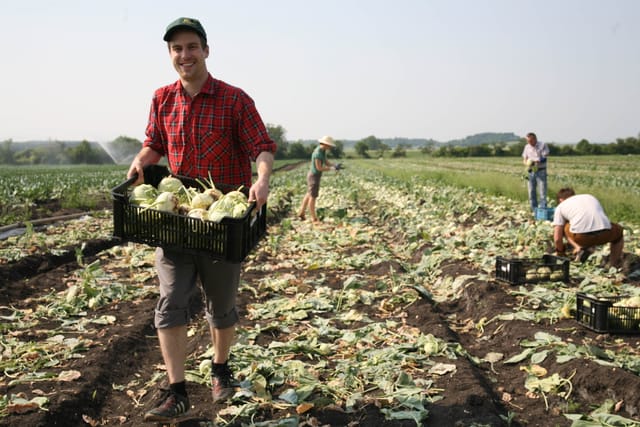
[552,187,624,268]
[126,17,276,424]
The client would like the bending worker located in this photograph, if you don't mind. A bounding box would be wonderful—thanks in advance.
[552,187,624,267]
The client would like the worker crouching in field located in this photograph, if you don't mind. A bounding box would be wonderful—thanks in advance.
[552,187,624,268]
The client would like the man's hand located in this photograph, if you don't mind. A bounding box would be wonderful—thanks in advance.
[250,151,274,209]
[248,178,269,209]
[127,161,145,186]
[127,147,162,186]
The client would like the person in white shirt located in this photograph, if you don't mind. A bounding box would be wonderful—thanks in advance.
[552,187,624,267]
[521,132,550,211]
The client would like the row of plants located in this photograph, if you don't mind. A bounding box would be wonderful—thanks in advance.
[357,155,640,225]
[2,155,637,228]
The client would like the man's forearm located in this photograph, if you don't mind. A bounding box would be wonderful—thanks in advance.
[136,146,163,166]
[553,226,565,252]
[255,151,274,182]
[248,151,274,207]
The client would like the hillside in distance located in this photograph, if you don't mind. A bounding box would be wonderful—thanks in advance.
[300,132,522,149]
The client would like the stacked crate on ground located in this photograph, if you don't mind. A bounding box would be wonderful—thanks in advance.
[575,292,640,334]
[495,254,569,285]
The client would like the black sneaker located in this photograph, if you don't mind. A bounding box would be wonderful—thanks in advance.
[576,247,594,263]
[144,389,190,422]
[211,364,235,403]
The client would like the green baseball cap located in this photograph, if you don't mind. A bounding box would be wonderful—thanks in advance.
[163,17,207,42]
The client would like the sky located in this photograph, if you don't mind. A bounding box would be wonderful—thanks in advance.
[1,0,639,145]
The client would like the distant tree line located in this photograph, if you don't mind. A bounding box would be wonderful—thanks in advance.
[428,135,640,158]
[269,124,349,160]
[2,128,638,165]
[269,127,406,160]
[272,128,640,160]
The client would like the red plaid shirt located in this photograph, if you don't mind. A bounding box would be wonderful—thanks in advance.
[143,74,276,187]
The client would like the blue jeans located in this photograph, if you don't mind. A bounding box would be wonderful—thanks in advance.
[527,168,547,210]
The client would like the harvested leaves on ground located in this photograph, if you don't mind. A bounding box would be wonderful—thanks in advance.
[1,163,639,426]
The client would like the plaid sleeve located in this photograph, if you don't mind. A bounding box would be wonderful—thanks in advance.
[142,90,167,156]
[236,92,277,160]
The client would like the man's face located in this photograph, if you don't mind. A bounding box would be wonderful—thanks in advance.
[526,135,537,146]
[168,31,209,82]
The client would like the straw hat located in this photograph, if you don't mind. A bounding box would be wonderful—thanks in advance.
[318,136,336,147]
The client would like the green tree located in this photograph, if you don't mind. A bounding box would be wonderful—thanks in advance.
[361,135,383,151]
[467,144,491,157]
[112,135,141,147]
[558,144,575,156]
[38,140,69,164]
[330,140,345,159]
[0,139,14,164]
[391,143,409,158]
[288,142,310,159]
[267,123,288,159]
[377,142,390,157]
[67,140,101,164]
[14,148,41,165]
[420,142,436,155]
[354,140,370,158]
[491,142,508,157]
[575,139,592,155]
[108,135,142,163]
[612,136,640,154]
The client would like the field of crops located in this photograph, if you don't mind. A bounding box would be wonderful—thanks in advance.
[1,157,639,427]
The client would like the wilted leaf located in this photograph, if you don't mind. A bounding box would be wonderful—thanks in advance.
[428,363,457,376]
[6,395,48,414]
[58,370,82,382]
[483,352,503,363]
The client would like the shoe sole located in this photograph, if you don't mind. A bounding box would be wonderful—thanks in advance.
[212,388,234,403]
[143,413,193,423]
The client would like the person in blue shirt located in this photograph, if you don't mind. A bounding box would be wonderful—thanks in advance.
[297,136,337,222]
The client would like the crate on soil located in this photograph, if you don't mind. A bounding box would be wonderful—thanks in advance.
[495,254,569,285]
[111,169,266,263]
[575,292,640,334]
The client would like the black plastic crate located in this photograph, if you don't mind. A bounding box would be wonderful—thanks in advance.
[111,168,266,263]
[575,292,640,334]
[495,254,570,285]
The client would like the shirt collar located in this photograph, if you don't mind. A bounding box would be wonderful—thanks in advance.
[199,73,216,95]
[173,73,216,97]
